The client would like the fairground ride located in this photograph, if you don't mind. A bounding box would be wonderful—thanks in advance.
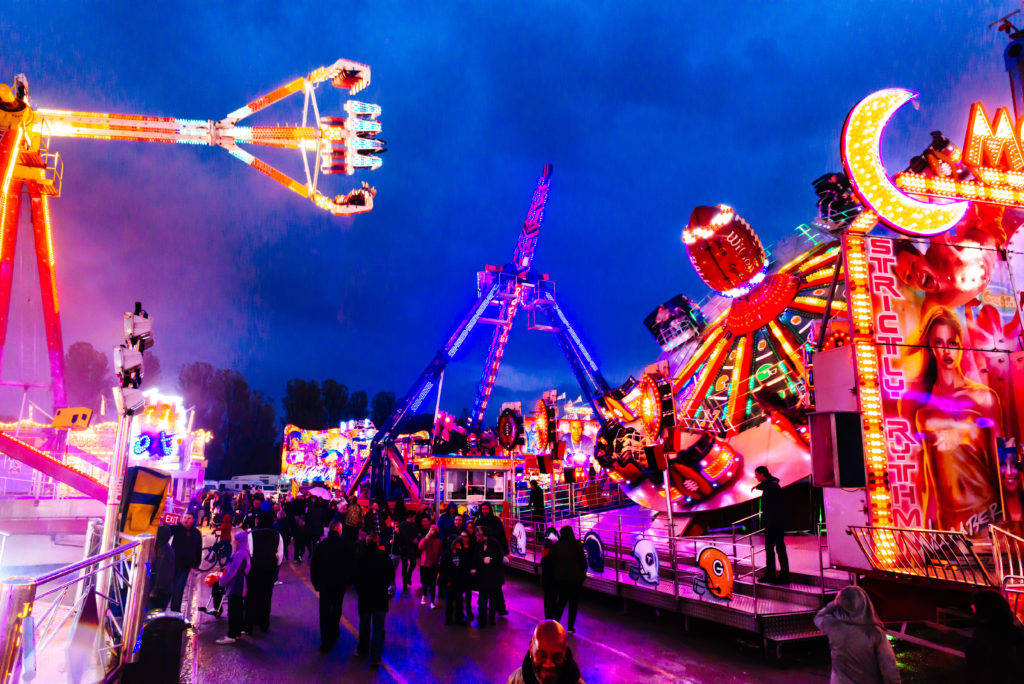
[352,165,613,502]
[596,201,852,515]
[0,59,383,498]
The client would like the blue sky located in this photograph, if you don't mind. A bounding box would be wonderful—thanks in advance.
[0,1,1013,419]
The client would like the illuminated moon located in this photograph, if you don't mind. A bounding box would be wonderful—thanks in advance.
[841,88,969,236]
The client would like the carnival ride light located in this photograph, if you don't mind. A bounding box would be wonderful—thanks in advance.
[682,205,767,295]
[841,88,969,236]
[637,372,675,443]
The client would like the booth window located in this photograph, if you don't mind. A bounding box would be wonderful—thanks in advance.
[447,470,468,500]
[486,471,504,500]
[467,470,486,498]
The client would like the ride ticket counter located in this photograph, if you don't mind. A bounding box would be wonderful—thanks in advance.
[417,454,513,515]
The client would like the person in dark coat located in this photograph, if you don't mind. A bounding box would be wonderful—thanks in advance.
[966,589,1024,682]
[753,465,789,584]
[551,526,587,632]
[476,502,509,615]
[363,500,384,538]
[437,503,457,540]
[440,535,472,625]
[354,533,395,665]
[273,509,292,558]
[470,526,503,627]
[310,520,355,651]
[169,513,202,612]
[529,479,546,533]
[507,619,585,684]
[396,513,420,594]
[244,518,284,633]
[540,534,558,620]
[147,525,176,611]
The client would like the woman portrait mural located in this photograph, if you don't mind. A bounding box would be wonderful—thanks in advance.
[910,308,1003,534]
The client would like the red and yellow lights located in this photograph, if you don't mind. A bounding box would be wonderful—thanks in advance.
[841,88,969,236]
[534,398,555,453]
[682,205,767,295]
[842,233,897,564]
[637,372,675,443]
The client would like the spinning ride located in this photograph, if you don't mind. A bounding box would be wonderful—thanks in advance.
[0,60,382,498]
[358,165,612,501]
[597,204,848,513]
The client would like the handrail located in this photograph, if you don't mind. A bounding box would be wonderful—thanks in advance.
[850,525,993,587]
[0,533,154,683]
[28,538,141,586]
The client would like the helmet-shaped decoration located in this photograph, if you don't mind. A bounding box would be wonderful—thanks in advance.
[696,546,734,600]
[682,205,767,297]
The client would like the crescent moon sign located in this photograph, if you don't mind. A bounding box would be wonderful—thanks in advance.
[841,88,969,236]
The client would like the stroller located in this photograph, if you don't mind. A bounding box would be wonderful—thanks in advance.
[196,571,225,623]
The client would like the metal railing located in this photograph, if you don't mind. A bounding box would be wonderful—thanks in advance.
[990,523,1024,623]
[0,531,154,683]
[511,480,631,522]
[990,523,1024,588]
[505,504,828,620]
[849,525,993,587]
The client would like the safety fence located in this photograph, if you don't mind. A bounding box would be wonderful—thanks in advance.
[848,525,993,587]
[990,523,1024,623]
[0,529,154,683]
[505,507,832,621]
[510,480,630,523]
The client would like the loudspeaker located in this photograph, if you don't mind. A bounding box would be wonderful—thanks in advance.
[809,411,865,487]
[564,468,576,484]
[644,444,667,471]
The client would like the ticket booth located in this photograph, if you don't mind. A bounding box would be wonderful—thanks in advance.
[417,455,513,515]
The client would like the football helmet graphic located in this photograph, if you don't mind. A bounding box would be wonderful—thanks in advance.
[693,546,733,601]
[628,538,659,587]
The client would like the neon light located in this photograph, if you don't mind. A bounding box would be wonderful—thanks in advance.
[842,233,897,564]
[841,88,969,236]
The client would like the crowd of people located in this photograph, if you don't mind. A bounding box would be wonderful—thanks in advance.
[184,484,590,670]
[177,480,1024,681]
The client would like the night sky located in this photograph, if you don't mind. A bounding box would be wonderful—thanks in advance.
[0,2,1014,420]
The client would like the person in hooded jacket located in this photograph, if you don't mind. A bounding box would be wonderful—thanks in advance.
[147,525,176,611]
[965,588,1024,682]
[814,585,899,683]
[551,526,587,632]
[310,520,355,651]
[215,530,252,644]
[507,619,585,684]
[470,526,503,627]
[753,465,790,584]
[354,533,394,666]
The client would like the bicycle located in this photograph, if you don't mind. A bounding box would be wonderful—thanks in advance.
[198,540,231,571]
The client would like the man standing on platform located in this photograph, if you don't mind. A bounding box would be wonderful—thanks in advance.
[753,465,790,585]
[170,512,202,612]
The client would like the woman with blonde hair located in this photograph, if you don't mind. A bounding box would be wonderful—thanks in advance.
[911,307,1002,534]
[814,585,899,683]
